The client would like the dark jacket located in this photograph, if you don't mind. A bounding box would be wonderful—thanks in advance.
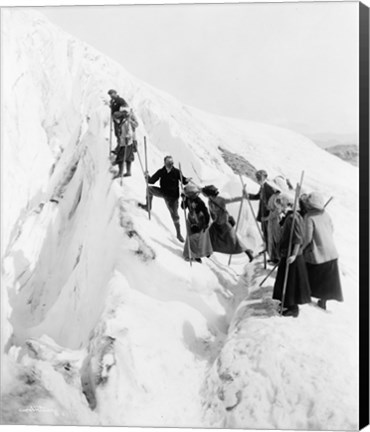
[249,182,278,222]
[278,211,304,257]
[149,167,188,199]
[181,196,210,233]
[110,96,128,114]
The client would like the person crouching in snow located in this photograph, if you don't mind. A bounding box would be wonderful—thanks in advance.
[301,192,343,310]
[181,183,213,263]
[112,108,139,179]
[272,193,311,317]
[201,185,254,262]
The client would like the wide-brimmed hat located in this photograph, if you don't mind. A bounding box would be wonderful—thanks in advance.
[184,183,200,197]
[202,185,219,197]
[276,192,294,206]
[306,191,325,210]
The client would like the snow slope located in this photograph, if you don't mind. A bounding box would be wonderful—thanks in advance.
[1,8,359,429]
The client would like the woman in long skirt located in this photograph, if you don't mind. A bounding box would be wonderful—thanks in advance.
[181,183,213,263]
[201,185,254,262]
[272,193,311,317]
[265,193,283,264]
[301,192,343,310]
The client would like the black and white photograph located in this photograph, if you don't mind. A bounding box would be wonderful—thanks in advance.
[1,0,369,430]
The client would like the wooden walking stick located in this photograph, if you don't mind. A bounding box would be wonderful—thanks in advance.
[144,137,151,220]
[324,196,334,208]
[136,147,145,177]
[240,175,267,266]
[280,171,305,316]
[136,145,151,220]
[228,179,245,266]
[179,163,192,267]
[259,262,279,287]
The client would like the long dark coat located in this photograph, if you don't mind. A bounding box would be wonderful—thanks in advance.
[182,196,213,259]
[207,196,247,254]
[272,211,311,307]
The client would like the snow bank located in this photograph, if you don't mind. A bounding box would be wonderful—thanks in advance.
[1,8,358,429]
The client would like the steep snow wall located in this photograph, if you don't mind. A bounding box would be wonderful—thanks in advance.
[1,8,359,429]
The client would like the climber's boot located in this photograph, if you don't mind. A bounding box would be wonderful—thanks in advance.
[123,161,132,177]
[175,222,185,243]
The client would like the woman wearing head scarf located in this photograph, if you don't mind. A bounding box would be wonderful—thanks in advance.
[201,185,254,262]
[181,183,213,263]
[301,192,343,310]
[272,193,311,317]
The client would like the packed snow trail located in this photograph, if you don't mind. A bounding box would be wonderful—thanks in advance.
[1,8,358,429]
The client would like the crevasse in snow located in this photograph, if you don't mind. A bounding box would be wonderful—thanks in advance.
[1,8,358,429]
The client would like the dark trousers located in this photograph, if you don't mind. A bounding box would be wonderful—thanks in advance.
[261,220,269,253]
[147,186,180,226]
[114,142,135,176]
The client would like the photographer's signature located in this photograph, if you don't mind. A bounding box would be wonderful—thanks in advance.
[19,405,58,415]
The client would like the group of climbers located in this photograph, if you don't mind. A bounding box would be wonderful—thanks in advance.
[135,155,255,263]
[107,89,343,317]
[108,89,256,257]
[269,189,343,317]
[243,169,343,316]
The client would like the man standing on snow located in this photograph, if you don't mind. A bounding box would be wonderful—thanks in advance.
[108,89,129,149]
[246,169,279,259]
[138,156,190,243]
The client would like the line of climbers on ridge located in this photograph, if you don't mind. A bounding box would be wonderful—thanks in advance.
[107,89,343,318]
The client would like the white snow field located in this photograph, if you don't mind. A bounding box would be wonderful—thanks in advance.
[1,8,359,429]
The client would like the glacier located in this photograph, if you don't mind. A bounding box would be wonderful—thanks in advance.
[1,8,359,429]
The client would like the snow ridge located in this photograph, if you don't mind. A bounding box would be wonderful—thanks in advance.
[1,8,358,429]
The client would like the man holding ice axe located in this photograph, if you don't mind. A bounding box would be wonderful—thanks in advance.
[245,169,279,264]
[138,155,190,243]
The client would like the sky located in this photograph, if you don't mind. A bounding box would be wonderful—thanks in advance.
[34,1,359,143]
